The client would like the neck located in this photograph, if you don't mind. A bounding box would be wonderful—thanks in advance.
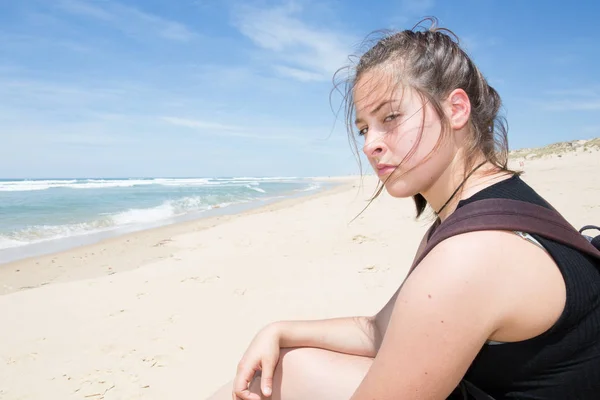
[421,154,494,221]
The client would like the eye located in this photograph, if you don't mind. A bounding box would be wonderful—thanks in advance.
[384,113,400,123]
[358,127,368,136]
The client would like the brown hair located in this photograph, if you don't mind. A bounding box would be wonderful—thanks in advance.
[332,17,515,218]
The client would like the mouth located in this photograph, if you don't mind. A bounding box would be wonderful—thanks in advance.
[376,163,397,177]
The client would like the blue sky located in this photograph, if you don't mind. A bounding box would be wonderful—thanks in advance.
[1,0,599,178]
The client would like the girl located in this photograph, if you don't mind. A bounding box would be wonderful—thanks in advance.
[209,18,600,400]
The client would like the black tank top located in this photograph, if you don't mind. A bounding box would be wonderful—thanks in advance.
[452,174,600,399]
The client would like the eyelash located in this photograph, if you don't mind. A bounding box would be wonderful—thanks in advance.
[358,114,400,136]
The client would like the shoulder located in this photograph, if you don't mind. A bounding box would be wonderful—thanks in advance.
[403,229,565,339]
[401,231,520,327]
[409,228,557,298]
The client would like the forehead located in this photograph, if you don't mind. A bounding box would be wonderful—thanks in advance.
[353,70,412,115]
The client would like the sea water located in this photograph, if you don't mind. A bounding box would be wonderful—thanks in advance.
[0,177,326,263]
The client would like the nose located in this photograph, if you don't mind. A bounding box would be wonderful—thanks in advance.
[362,132,386,158]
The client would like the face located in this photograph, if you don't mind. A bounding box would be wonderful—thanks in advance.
[353,70,458,198]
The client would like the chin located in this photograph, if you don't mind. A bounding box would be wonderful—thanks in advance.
[382,179,417,199]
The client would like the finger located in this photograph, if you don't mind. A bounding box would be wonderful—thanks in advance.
[233,366,261,400]
[233,388,260,400]
[260,359,276,397]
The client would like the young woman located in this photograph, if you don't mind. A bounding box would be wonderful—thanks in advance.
[209,18,600,400]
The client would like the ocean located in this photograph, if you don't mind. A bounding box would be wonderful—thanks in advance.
[0,177,327,264]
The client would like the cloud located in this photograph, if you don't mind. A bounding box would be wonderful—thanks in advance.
[161,117,242,132]
[58,0,113,20]
[544,88,600,98]
[401,0,435,15]
[160,115,333,143]
[161,115,292,140]
[231,2,354,82]
[2,78,129,109]
[541,101,600,111]
[273,66,325,82]
[539,87,600,111]
[57,0,197,42]
[1,121,137,147]
[388,0,435,26]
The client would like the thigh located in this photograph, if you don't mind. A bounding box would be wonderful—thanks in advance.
[248,347,373,400]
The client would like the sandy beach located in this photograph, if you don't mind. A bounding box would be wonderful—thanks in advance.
[1,150,599,400]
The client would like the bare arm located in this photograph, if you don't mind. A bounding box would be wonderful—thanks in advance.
[271,279,406,357]
[272,316,379,358]
[373,288,401,351]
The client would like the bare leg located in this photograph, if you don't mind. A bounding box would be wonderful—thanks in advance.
[207,347,373,400]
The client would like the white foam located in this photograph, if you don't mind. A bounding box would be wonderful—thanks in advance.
[151,178,212,186]
[0,177,279,192]
[0,196,231,249]
[224,176,299,182]
[0,237,29,250]
[0,220,113,250]
[296,183,321,192]
[0,180,78,192]
[0,179,155,192]
[246,185,266,193]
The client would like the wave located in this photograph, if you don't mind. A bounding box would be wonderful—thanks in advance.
[0,196,239,250]
[0,177,301,192]
[295,183,321,192]
[218,176,300,181]
[245,184,266,193]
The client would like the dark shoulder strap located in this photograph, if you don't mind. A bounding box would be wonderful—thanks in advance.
[410,198,600,274]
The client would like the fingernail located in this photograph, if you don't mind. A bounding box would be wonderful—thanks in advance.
[264,387,272,396]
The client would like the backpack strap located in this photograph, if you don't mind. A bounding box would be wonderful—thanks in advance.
[410,198,600,274]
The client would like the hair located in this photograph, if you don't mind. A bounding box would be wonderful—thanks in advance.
[331,17,516,218]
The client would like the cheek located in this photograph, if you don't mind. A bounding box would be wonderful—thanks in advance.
[404,118,443,164]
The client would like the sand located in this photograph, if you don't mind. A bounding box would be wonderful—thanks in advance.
[0,150,598,399]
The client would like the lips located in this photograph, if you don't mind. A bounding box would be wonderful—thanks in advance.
[376,163,397,176]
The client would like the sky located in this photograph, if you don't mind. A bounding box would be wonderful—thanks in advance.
[1,0,599,179]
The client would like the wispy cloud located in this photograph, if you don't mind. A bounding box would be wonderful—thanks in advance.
[542,101,600,111]
[0,33,93,54]
[160,115,332,143]
[57,0,197,42]
[544,88,600,98]
[231,2,354,82]
[58,0,113,20]
[161,117,243,132]
[539,87,600,111]
[2,78,129,108]
[388,0,435,26]
[272,66,325,82]
[401,0,435,15]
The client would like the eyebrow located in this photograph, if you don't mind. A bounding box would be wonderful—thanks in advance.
[354,99,399,125]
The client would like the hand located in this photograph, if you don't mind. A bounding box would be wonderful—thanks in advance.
[233,324,281,400]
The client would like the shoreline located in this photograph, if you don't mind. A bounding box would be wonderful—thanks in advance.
[0,179,343,266]
[0,178,357,296]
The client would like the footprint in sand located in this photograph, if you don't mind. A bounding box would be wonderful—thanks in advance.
[352,234,372,244]
[180,275,220,283]
[152,239,173,247]
[359,265,378,273]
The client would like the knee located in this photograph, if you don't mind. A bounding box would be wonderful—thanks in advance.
[277,347,322,380]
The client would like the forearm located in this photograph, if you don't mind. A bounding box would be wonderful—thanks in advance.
[271,317,379,358]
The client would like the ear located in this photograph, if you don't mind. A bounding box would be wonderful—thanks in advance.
[445,89,471,130]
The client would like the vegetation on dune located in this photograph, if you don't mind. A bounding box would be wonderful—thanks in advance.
[509,138,600,160]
